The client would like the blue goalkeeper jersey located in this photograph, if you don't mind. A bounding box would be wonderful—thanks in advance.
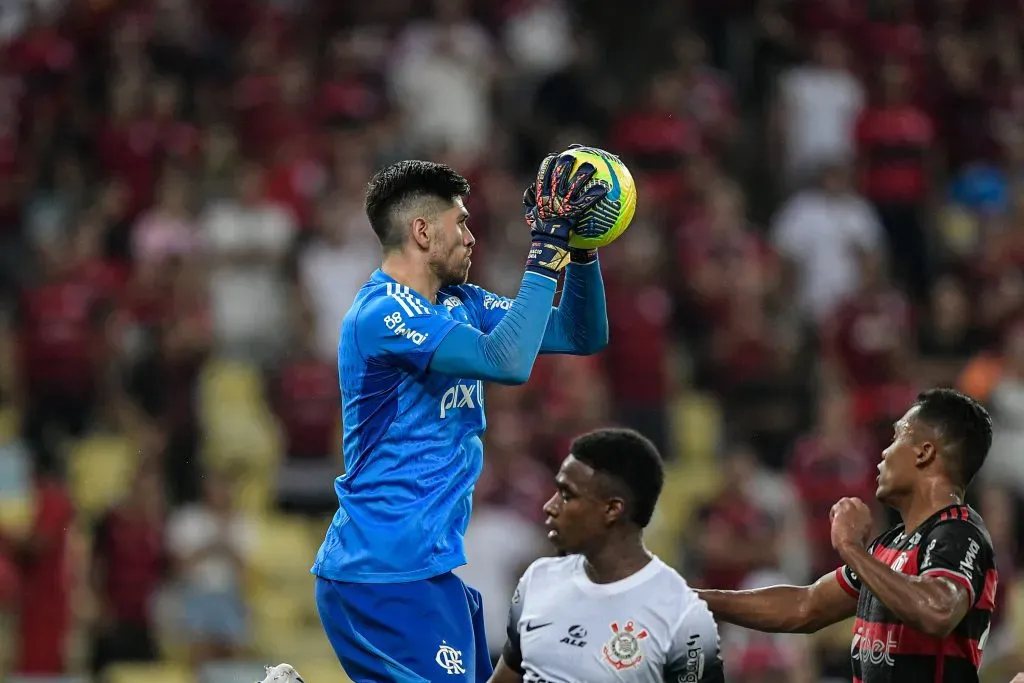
[312,269,524,583]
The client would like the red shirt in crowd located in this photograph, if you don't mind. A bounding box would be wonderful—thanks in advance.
[824,289,913,390]
[17,276,104,398]
[271,356,340,459]
[16,478,74,675]
[855,103,934,205]
[93,505,165,626]
[604,279,672,406]
[788,433,878,577]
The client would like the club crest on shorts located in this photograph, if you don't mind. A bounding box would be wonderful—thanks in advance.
[435,641,465,675]
[602,621,648,670]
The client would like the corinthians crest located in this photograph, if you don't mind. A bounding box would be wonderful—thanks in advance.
[602,621,649,670]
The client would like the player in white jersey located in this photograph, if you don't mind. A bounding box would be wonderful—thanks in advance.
[489,428,725,683]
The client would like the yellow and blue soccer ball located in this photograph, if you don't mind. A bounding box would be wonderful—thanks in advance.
[562,145,637,249]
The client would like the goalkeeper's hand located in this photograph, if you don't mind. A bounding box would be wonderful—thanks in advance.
[523,151,607,276]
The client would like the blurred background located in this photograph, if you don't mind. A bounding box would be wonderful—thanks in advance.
[0,0,1022,681]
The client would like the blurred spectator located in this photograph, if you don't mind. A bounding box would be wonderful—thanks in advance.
[521,30,608,169]
[983,320,1024,496]
[611,71,701,204]
[602,219,673,455]
[501,0,573,80]
[200,161,296,363]
[771,161,884,322]
[125,264,211,504]
[787,387,879,578]
[167,468,252,665]
[8,457,74,675]
[269,314,342,516]
[297,191,379,361]
[772,33,864,187]
[691,445,782,591]
[131,165,201,268]
[15,225,110,466]
[822,249,914,428]
[671,30,739,153]
[89,464,165,677]
[388,0,497,159]
[854,59,935,301]
[917,273,981,386]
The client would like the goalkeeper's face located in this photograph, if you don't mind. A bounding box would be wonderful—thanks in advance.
[428,197,475,287]
[543,456,619,554]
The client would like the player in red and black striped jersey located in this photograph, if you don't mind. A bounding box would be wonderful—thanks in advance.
[837,503,996,682]
[696,388,997,683]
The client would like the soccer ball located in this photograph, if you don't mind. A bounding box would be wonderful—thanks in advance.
[562,145,637,249]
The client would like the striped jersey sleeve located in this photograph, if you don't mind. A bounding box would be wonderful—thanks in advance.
[918,514,991,605]
[353,283,460,373]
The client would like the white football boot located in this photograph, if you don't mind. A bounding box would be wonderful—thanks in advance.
[258,663,305,683]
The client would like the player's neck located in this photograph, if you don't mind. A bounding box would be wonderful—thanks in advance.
[582,534,652,584]
[898,480,964,533]
[381,255,441,304]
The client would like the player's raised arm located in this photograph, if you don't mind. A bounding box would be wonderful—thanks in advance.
[458,249,609,357]
[696,568,858,634]
[428,153,608,383]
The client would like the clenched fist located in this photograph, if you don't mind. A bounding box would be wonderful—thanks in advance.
[830,497,873,551]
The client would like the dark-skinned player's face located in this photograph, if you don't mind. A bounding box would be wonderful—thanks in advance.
[542,456,623,554]
[428,197,475,287]
[876,406,935,504]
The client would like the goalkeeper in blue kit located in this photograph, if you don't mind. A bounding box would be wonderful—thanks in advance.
[310,152,610,682]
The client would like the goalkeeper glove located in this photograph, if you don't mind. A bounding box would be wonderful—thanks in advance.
[523,152,607,277]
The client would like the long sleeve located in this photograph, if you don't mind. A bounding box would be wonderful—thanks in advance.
[428,271,558,384]
[539,260,609,355]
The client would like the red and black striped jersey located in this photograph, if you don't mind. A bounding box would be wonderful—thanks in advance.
[833,504,998,683]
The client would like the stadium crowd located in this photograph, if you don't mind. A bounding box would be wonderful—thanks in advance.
[0,0,1021,681]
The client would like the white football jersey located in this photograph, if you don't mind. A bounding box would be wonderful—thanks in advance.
[506,554,724,683]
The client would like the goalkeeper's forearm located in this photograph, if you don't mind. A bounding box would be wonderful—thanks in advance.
[429,271,556,384]
[541,259,609,355]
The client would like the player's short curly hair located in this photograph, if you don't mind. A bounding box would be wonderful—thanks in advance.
[364,160,471,250]
[570,428,665,528]
[913,388,993,489]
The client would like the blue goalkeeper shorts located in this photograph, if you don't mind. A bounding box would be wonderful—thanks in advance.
[314,572,492,683]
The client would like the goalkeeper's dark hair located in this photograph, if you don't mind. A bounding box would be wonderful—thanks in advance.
[912,388,993,490]
[364,160,471,250]
[570,428,664,528]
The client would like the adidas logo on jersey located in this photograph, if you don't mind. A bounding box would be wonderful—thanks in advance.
[440,380,481,419]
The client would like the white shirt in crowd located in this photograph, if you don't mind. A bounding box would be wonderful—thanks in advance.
[777,66,864,183]
[167,505,254,594]
[200,199,297,356]
[772,188,884,322]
